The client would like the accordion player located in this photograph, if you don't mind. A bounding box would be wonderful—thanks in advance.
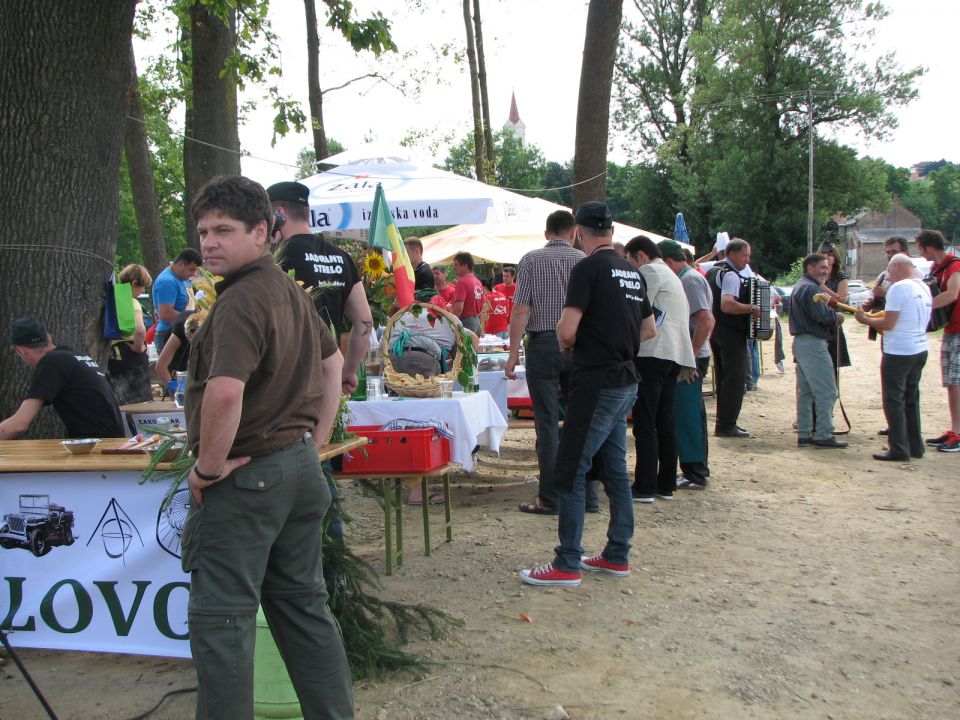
[740,277,774,340]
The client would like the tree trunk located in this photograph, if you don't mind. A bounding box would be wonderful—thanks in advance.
[572,0,623,210]
[124,44,169,280]
[0,1,136,435]
[304,0,327,167]
[462,0,486,182]
[183,2,240,249]
[180,19,197,249]
[472,0,495,175]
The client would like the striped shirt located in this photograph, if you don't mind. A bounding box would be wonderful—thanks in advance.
[513,239,586,332]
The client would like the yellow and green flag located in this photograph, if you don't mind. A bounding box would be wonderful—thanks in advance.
[369,184,415,307]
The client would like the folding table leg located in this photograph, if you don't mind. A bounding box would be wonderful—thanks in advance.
[421,476,431,556]
[394,479,403,569]
[381,478,392,576]
[442,471,452,542]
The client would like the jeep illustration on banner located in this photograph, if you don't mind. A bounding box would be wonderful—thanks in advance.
[0,494,76,557]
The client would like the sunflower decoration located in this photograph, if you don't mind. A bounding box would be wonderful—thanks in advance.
[361,251,387,279]
[357,250,398,327]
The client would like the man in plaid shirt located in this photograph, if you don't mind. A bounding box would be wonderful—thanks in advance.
[506,210,590,515]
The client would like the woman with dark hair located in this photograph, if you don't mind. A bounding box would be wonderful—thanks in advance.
[817,244,851,370]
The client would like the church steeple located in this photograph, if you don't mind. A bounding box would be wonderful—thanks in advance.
[503,91,526,144]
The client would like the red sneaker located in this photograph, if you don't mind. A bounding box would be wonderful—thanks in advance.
[580,554,630,576]
[938,432,960,453]
[519,563,581,587]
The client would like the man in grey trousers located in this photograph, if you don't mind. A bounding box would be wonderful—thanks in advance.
[506,210,589,515]
[789,253,848,449]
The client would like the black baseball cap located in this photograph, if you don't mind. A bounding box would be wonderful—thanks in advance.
[11,316,48,346]
[266,181,310,206]
[575,201,613,230]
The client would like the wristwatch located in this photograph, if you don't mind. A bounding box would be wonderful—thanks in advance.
[193,466,222,482]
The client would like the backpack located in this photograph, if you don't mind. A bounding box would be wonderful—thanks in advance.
[925,257,959,332]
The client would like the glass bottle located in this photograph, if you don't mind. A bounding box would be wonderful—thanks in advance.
[351,360,367,400]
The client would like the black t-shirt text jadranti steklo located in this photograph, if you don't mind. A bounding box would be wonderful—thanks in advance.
[277,233,361,334]
[564,249,652,388]
[26,347,125,438]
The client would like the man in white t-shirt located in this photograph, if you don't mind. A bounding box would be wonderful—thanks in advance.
[856,254,932,461]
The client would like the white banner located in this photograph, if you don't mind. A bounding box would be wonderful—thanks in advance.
[1,471,191,658]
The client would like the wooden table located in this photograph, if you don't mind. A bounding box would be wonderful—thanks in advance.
[0,437,366,472]
[0,435,366,659]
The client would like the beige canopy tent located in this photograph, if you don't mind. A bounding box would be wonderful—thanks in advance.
[420,210,685,266]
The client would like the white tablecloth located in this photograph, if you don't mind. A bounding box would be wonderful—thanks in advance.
[455,371,509,420]
[346,391,507,472]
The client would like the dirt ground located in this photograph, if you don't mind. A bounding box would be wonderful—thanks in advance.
[3,323,958,720]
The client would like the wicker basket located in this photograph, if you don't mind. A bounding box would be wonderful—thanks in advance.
[381,302,466,397]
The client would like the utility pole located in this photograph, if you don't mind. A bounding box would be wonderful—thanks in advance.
[807,90,815,254]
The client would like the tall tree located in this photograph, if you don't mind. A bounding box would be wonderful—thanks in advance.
[124,45,168,279]
[0,0,137,434]
[689,0,921,270]
[462,0,486,182]
[303,0,396,165]
[572,0,624,209]
[305,0,328,162]
[614,0,711,160]
[182,2,240,248]
[472,0,495,172]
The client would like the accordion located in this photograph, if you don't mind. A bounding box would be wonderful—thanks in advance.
[740,277,773,340]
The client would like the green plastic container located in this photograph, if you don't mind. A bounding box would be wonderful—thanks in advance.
[253,607,303,719]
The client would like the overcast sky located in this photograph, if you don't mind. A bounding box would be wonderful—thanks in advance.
[135,0,959,187]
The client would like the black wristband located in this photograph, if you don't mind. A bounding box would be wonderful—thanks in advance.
[193,466,222,482]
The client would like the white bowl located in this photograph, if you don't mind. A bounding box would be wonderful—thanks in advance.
[61,439,100,455]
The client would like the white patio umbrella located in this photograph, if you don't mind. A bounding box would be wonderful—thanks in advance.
[299,159,555,234]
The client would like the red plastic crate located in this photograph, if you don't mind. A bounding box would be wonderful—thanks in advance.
[342,425,451,473]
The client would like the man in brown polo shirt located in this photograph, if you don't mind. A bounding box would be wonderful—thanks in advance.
[182,176,352,719]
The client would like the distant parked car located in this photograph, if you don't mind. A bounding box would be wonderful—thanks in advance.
[772,286,792,316]
[847,280,870,308]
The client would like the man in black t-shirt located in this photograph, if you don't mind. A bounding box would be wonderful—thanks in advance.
[520,202,656,588]
[0,317,124,439]
[404,237,435,291]
[268,181,374,394]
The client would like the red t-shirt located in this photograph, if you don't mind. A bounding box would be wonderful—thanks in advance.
[484,291,510,334]
[436,284,456,304]
[493,282,516,306]
[933,253,960,334]
[454,273,485,319]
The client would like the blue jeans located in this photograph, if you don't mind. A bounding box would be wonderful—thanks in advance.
[746,340,760,386]
[553,383,636,572]
[793,334,838,440]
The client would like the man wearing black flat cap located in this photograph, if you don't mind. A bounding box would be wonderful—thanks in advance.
[0,317,124,439]
[520,201,656,587]
[267,180,373,395]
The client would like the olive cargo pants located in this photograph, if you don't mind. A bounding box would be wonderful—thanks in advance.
[181,437,354,720]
